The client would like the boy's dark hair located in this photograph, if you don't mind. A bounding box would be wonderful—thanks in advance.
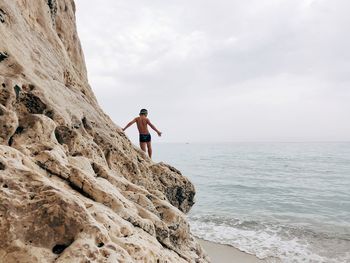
[139,109,148,115]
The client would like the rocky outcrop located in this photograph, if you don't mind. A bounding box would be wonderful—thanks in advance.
[0,0,209,262]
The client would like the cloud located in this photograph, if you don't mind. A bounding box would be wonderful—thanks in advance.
[75,0,350,142]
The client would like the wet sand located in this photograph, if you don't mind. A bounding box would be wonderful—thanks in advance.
[198,238,264,263]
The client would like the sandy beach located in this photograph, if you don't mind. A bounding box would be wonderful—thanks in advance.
[198,239,264,263]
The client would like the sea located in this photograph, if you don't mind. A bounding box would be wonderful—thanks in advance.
[153,142,350,263]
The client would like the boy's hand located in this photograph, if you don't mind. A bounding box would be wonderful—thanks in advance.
[157,131,162,137]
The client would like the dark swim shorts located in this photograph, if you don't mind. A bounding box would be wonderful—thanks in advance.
[139,133,151,142]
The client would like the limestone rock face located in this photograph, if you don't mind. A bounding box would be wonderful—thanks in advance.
[0,0,209,262]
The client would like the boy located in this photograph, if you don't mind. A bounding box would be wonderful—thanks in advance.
[122,109,162,158]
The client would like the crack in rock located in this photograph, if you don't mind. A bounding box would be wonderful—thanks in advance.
[0,9,6,23]
[0,52,9,62]
[47,0,57,25]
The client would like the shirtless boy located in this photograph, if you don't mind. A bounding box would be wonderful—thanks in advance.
[122,109,162,158]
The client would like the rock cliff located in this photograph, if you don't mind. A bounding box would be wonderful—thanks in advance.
[0,0,209,262]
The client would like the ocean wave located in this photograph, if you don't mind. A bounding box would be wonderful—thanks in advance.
[189,214,350,263]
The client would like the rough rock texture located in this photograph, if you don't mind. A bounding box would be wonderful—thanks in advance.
[0,0,209,262]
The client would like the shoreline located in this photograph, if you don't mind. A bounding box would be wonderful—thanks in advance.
[197,238,265,263]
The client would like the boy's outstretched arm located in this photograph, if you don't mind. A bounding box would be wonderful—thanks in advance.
[147,119,162,136]
[122,118,136,131]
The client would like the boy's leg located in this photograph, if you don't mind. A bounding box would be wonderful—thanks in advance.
[140,142,147,153]
[146,142,152,158]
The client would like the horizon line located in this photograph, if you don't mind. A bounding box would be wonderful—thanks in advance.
[143,140,350,144]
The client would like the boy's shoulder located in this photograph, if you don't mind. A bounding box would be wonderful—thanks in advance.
[134,116,148,122]
[136,116,149,120]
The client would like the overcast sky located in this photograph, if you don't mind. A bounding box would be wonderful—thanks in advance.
[75,0,350,143]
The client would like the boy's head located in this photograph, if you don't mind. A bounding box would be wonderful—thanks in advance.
[139,109,148,116]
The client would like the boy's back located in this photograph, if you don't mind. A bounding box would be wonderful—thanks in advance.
[135,116,150,135]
